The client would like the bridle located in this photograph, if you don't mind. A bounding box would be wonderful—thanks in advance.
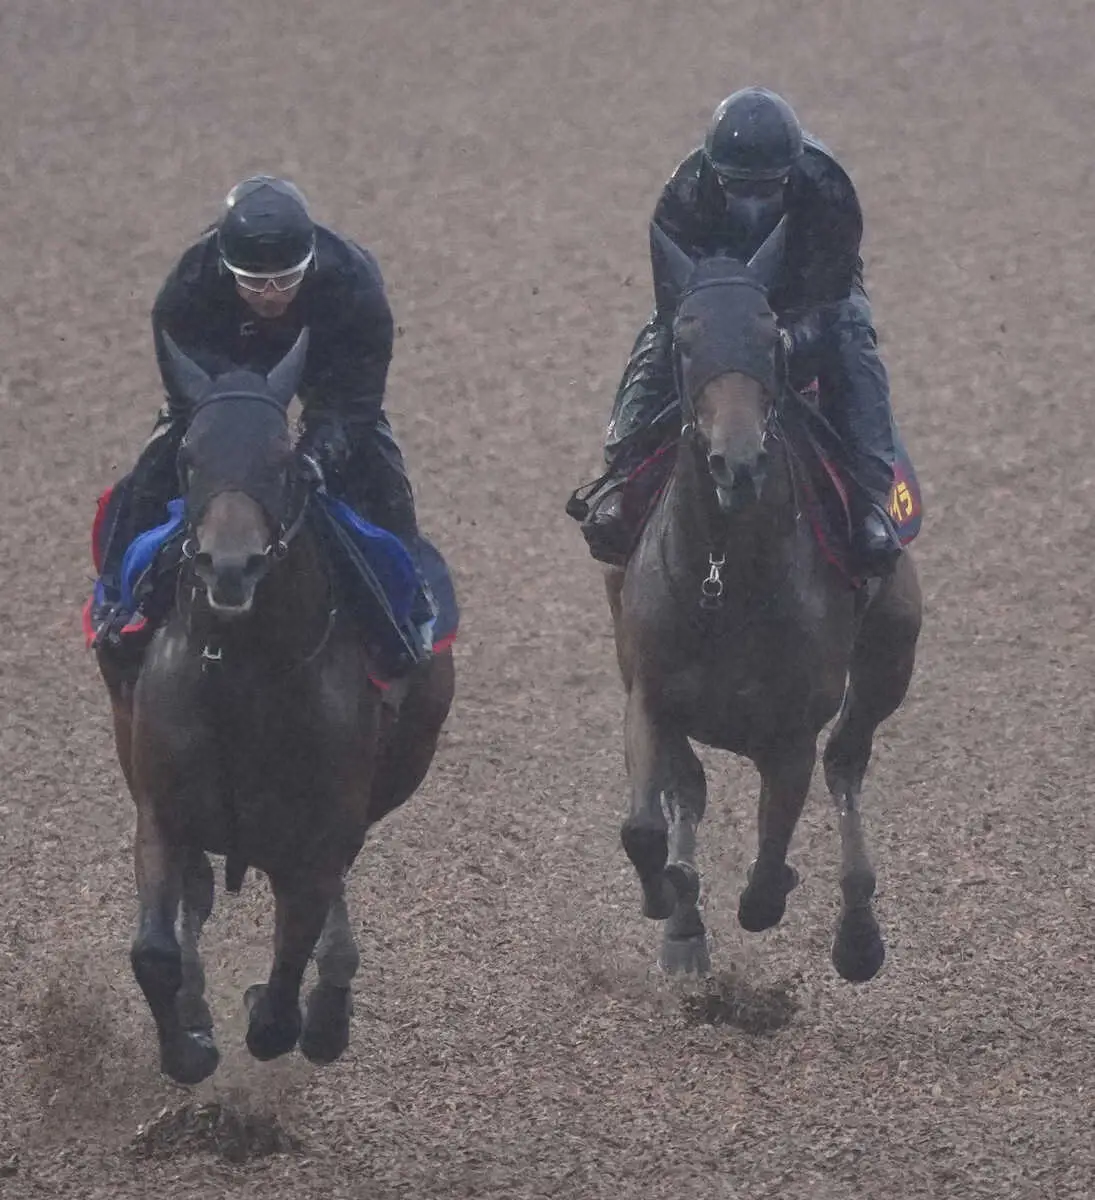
[178,389,315,564]
[174,389,333,670]
[670,273,788,610]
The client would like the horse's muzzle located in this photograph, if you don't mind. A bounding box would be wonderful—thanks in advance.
[193,551,268,617]
[709,452,766,513]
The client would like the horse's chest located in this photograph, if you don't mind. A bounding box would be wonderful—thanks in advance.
[660,623,846,750]
[207,672,371,796]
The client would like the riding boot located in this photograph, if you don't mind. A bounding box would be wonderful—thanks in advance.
[337,417,439,656]
[341,416,420,543]
[91,410,185,648]
[815,283,902,578]
[572,317,679,564]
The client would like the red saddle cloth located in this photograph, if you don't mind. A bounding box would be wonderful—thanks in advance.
[619,401,922,584]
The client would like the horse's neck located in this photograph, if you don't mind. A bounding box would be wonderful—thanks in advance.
[263,529,330,644]
[660,435,799,587]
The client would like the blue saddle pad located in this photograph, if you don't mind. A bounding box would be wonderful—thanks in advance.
[411,532,459,648]
[314,494,459,650]
[118,498,186,610]
[94,492,459,667]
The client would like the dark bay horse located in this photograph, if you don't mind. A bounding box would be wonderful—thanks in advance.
[97,331,454,1083]
[608,220,922,981]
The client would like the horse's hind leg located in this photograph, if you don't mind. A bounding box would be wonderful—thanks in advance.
[130,809,219,1084]
[367,650,455,826]
[300,881,359,1065]
[823,554,922,982]
[738,739,814,933]
[176,849,219,1072]
[659,738,710,976]
[245,870,341,1062]
[619,688,693,926]
[368,651,454,824]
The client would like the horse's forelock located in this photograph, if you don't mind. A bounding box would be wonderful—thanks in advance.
[675,266,780,398]
[688,255,754,287]
[199,368,271,402]
[183,389,294,528]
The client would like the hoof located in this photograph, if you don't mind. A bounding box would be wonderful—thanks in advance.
[244,983,301,1061]
[659,933,711,977]
[738,861,799,933]
[160,1028,220,1085]
[832,906,885,983]
[300,983,353,1065]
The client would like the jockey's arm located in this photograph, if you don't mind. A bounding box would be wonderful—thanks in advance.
[151,279,210,420]
[649,185,703,323]
[296,278,395,473]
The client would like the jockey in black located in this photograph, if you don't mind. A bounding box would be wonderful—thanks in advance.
[91,175,418,647]
[573,87,902,577]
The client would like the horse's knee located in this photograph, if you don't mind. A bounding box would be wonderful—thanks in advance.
[183,851,215,924]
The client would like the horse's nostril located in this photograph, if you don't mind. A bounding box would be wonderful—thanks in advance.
[245,553,268,578]
[207,566,251,612]
[708,452,734,488]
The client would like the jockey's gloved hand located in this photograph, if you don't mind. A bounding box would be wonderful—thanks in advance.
[779,306,837,390]
[299,452,327,491]
[298,420,352,486]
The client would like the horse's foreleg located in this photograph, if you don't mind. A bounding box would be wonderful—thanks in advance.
[106,682,137,793]
[659,737,710,975]
[603,567,630,684]
[175,848,219,1072]
[620,687,685,923]
[130,807,218,1084]
[245,870,341,1062]
[737,740,814,933]
[300,882,359,1065]
[823,555,922,982]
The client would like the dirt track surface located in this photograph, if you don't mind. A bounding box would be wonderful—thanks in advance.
[1,1,1093,1196]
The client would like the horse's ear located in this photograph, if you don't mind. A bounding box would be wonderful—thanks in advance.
[650,222,694,309]
[746,215,788,290]
[159,332,212,406]
[266,327,310,408]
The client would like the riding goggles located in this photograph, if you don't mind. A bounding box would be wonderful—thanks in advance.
[713,172,788,200]
[223,249,315,293]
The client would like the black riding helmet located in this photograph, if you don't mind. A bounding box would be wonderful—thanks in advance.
[704,87,804,182]
[217,175,316,274]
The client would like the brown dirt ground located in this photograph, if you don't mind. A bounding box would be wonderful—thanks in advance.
[1,1,1093,1196]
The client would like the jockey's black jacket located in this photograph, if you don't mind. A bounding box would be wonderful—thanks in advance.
[151,223,394,452]
[651,134,865,320]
